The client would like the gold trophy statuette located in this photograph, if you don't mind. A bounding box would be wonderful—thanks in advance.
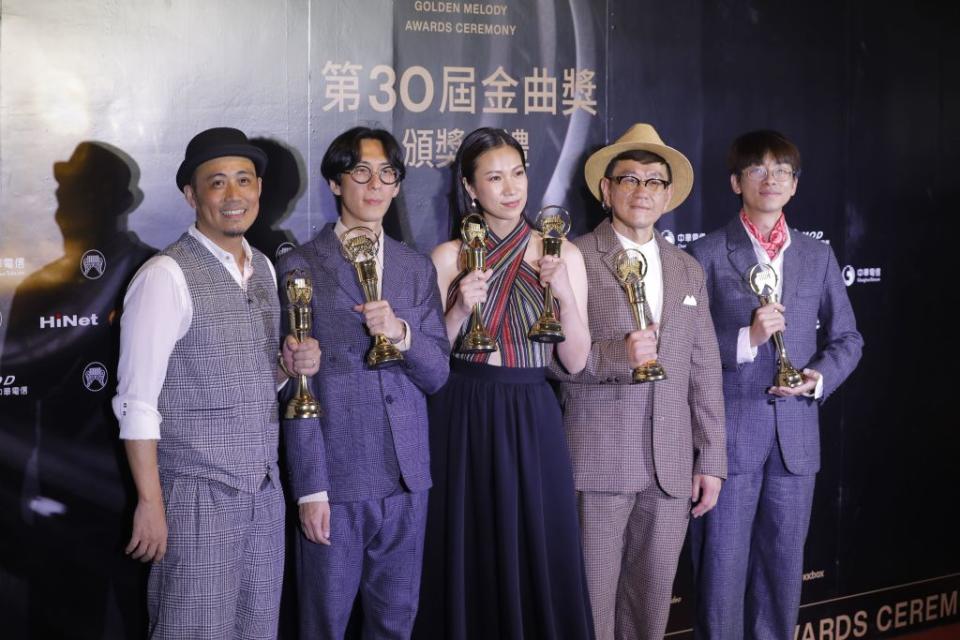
[340,226,404,368]
[746,263,803,388]
[284,269,322,419]
[458,213,498,353]
[528,205,571,344]
[613,248,667,383]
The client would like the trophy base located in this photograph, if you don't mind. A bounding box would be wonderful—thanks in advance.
[528,320,565,344]
[460,331,498,353]
[632,362,668,384]
[367,342,404,369]
[285,395,322,420]
[776,367,804,388]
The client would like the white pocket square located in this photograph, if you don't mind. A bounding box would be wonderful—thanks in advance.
[683,295,698,306]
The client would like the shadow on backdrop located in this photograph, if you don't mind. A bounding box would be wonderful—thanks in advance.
[0,142,156,639]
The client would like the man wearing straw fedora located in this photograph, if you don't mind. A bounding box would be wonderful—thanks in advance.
[551,123,726,639]
[114,127,320,639]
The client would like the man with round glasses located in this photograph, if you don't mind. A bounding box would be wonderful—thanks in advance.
[688,130,862,639]
[275,126,449,638]
[551,123,726,639]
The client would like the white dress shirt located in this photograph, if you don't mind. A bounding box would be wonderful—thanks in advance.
[113,225,276,440]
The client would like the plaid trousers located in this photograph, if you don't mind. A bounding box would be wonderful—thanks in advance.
[147,474,285,640]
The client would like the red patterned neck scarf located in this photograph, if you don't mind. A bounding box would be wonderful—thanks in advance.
[740,210,788,259]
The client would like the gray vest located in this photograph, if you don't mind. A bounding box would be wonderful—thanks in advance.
[157,233,280,492]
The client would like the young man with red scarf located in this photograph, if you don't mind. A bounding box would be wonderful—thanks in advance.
[688,130,863,640]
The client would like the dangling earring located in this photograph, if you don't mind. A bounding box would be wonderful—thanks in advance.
[471,198,481,213]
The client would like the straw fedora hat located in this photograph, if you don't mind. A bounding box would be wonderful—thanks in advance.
[584,123,693,212]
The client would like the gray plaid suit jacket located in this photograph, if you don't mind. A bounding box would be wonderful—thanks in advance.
[551,218,726,498]
[277,224,449,502]
[687,216,863,476]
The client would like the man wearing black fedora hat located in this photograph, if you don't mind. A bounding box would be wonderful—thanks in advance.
[113,127,320,639]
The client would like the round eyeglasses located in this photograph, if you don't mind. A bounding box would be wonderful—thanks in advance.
[345,165,401,185]
[742,166,797,183]
[610,175,671,193]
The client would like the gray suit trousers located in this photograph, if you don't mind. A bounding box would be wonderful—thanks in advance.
[578,486,690,640]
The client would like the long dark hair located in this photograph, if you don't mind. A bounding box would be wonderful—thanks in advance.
[450,128,527,235]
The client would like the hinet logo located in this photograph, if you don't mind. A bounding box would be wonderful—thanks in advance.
[39,313,99,329]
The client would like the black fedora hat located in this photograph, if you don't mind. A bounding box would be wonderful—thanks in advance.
[175,127,268,191]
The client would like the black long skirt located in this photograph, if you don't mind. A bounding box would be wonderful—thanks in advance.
[414,359,594,640]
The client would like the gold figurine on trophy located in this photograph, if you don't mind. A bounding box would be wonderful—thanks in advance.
[613,248,667,383]
[458,213,498,353]
[284,269,322,418]
[746,263,803,388]
[340,226,404,368]
[528,205,571,343]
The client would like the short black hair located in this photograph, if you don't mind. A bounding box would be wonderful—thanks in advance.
[453,127,526,218]
[727,130,801,176]
[320,126,406,185]
[604,149,672,182]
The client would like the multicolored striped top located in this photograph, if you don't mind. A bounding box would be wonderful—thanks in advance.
[449,219,558,367]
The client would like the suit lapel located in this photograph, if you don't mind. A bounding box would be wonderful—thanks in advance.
[725,216,759,296]
[313,224,364,305]
[780,229,802,308]
[656,233,683,334]
[595,219,625,281]
[380,235,400,304]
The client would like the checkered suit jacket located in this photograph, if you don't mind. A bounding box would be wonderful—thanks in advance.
[551,218,726,498]
[687,216,862,475]
[278,224,449,502]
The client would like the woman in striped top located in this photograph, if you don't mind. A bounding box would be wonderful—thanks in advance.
[414,128,595,639]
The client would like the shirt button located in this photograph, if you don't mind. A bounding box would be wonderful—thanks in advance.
[385,395,394,404]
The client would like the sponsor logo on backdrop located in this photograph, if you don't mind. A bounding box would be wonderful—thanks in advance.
[803,569,826,582]
[800,230,830,245]
[660,229,705,249]
[842,265,882,287]
[82,362,108,392]
[80,249,106,279]
[39,313,100,329]
[0,256,27,277]
[1,374,29,397]
[275,242,296,261]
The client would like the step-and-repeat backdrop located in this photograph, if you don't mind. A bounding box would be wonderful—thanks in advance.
[0,1,955,638]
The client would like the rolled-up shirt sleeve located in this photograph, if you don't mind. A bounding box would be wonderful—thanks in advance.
[113,256,192,440]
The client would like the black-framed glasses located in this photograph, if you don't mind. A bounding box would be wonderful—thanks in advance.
[742,166,797,182]
[345,165,401,185]
[610,175,671,193]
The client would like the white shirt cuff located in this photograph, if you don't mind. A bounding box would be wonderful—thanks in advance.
[737,326,758,364]
[298,491,329,504]
[808,372,825,399]
[394,320,412,352]
[114,397,162,440]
